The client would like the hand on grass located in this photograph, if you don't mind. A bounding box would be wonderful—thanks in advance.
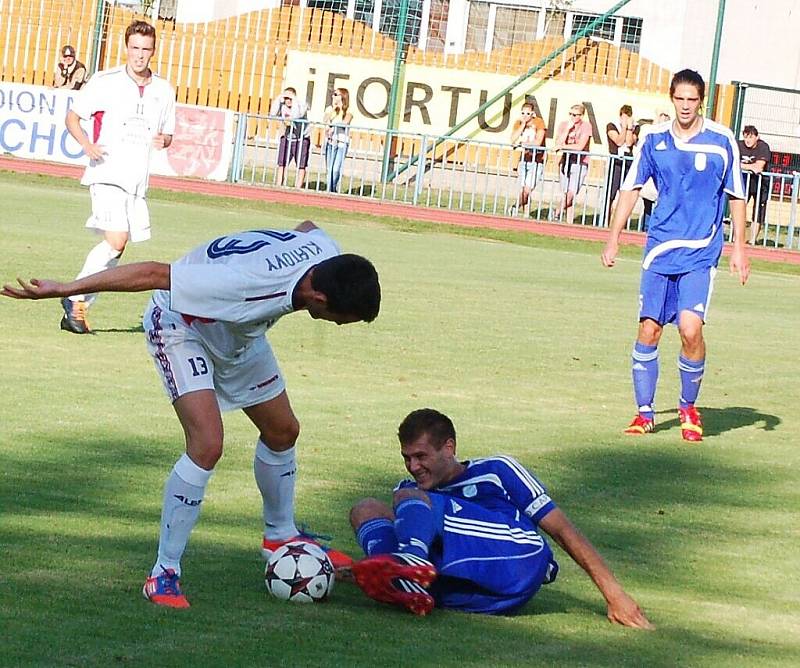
[607,592,655,630]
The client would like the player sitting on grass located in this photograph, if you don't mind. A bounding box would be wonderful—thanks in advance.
[349,408,654,628]
[2,221,380,609]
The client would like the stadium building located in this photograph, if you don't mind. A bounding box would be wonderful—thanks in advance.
[167,0,800,90]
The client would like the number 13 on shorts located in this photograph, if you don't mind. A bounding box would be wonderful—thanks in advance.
[188,356,209,377]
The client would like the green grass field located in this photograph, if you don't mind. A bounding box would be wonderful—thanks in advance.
[1,171,799,667]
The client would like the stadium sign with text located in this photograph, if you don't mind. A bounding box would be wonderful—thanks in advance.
[0,83,234,181]
[286,51,668,142]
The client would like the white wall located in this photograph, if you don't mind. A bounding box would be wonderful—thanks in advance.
[175,0,800,88]
[460,0,800,88]
[176,0,280,24]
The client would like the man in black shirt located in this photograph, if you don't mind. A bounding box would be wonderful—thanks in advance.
[604,105,638,225]
[738,125,771,244]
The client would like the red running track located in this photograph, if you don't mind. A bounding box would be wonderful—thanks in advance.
[2,155,797,265]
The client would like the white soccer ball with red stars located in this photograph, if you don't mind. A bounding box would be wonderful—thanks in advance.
[264,541,335,603]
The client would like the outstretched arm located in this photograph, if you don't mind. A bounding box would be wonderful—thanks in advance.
[538,508,654,630]
[2,262,170,300]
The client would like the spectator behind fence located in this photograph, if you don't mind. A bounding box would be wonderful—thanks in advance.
[270,87,310,189]
[604,104,638,223]
[54,45,88,90]
[638,110,671,231]
[551,104,592,223]
[507,101,546,216]
[738,125,772,244]
[322,88,353,194]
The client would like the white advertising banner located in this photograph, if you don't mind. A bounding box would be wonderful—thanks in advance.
[283,51,670,144]
[0,82,234,181]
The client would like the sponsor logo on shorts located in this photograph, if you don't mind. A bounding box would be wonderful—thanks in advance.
[249,373,279,391]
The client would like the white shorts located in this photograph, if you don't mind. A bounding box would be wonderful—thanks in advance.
[144,304,286,411]
[517,160,543,190]
[86,183,151,242]
[559,160,588,195]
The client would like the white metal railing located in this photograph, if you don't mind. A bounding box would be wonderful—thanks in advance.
[231,114,800,251]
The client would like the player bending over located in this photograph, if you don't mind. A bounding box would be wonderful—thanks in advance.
[348,408,653,628]
[3,221,380,608]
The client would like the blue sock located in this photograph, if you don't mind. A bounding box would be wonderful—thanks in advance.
[678,355,704,408]
[394,498,435,559]
[632,342,659,419]
[355,518,397,556]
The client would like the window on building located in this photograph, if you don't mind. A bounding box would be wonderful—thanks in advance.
[571,12,616,42]
[621,16,643,53]
[543,6,642,53]
[306,0,348,13]
[493,5,539,50]
[353,0,373,25]
[544,8,566,38]
[380,0,424,45]
[425,0,450,52]
[464,1,489,52]
[465,2,539,52]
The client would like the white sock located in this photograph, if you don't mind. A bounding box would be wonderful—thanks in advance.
[72,240,122,305]
[254,440,298,541]
[151,453,213,578]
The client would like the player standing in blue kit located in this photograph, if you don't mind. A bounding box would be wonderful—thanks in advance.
[602,69,750,441]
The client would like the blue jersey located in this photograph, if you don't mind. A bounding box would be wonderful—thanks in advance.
[397,456,558,614]
[623,119,745,275]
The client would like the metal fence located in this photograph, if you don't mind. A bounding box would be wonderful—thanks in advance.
[231,114,800,250]
[732,82,800,154]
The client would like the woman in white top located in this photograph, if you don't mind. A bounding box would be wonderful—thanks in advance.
[323,88,353,193]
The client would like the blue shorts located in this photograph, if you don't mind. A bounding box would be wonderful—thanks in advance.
[426,493,557,614]
[639,266,717,326]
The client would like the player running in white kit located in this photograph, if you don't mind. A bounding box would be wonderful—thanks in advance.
[61,20,175,334]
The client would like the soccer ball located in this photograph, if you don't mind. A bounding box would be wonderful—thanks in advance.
[264,541,335,603]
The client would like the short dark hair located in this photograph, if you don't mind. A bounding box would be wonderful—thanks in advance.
[521,101,535,113]
[743,125,759,136]
[125,20,156,46]
[670,69,705,99]
[620,104,633,116]
[310,254,380,322]
[398,409,456,449]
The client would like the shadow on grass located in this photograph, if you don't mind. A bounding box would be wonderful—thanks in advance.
[1,430,795,666]
[652,405,780,437]
[91,324,145,334]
